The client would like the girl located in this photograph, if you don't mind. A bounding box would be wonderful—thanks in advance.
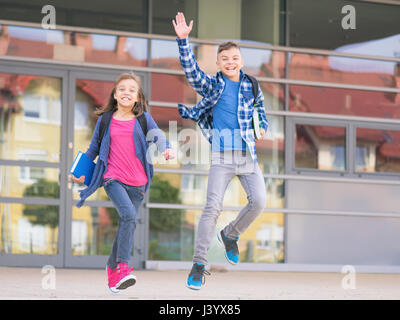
[72,72,174,293]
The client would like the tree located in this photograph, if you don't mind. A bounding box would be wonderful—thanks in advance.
[149,175,182,232]
[23,178,59,228]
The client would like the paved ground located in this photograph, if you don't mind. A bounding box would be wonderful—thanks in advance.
[1,266,400,300]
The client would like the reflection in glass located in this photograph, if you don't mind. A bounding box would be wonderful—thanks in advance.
[356,128,400,174]
[0,73,61,162]
[151,171,283,210]
[181,173,207,202]
[72,206,117,256]
[149,208,284,263]
[295,124,346,171]
[0,166,60,199]
[0,2,148,33]
[260,82,285,111]
[288,0,400,51]
[150,39,183,70]
[0,203,58,254]
[73,78,114,201]
[149,208,195,261]
[150,106,210,171]
[289,84,400,120]
[240,0,284,45]
[241,47,285,79]
[289,53,399,89]
[150,106,197,135]
[151,40,220,74]
[151,74,197,104]
[150,173,183,205]
[237,211,284,263]
[151,108,285,176]
[257,115,285,174]
[1,25,148,66]
[150,110,284,208]
[150,40,222,79]
[152,0,198,37]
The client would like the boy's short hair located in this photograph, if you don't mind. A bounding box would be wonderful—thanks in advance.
[217,41,240,54]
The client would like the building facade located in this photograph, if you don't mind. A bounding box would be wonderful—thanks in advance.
[0,0,399,272]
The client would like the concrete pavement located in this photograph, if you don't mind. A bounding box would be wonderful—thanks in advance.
[1,266,400,300]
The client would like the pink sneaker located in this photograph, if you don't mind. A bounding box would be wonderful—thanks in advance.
[106,265,120,294]
[114,263,136,290]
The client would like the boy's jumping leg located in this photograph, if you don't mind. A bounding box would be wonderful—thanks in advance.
[223,164,266,239]
[187,154,235,290]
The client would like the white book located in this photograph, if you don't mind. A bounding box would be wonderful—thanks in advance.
[253,109,262,140]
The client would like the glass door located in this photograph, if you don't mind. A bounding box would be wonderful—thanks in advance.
[64,70,148,269]
[0,63,68,267]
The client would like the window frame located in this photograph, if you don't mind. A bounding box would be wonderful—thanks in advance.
[288,117,400,180]
[287,117,350,177]
[352,122,400,179]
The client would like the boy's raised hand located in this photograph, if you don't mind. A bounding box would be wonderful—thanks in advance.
[172,12,193,39]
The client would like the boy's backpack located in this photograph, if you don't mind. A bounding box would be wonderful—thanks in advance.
[246,74,263,139]
[246,74,259,103]
[97,110,148,147]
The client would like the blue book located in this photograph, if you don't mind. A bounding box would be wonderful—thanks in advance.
[70,151,95,186]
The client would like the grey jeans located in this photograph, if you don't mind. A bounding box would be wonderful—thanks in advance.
[193,150,267,265]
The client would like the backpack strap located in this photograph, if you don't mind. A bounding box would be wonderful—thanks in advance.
[137,112,148,138]
[97,110,114,146]
[245,74,259,103]
[97,110,148,148]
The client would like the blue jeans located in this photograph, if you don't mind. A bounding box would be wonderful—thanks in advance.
[103,178,145,270]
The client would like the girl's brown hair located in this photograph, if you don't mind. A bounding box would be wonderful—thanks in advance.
[96,72,148,117]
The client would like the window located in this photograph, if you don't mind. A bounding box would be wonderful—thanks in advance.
[294,123,346,171]
[18,149,48,184]
[18,217,47,253]
[152,0,198,36]
[291,120,400,177]
[289,85,400,121]
[288,0,400,51]
[356,127,400,174]
[331,145,345,170]
[71,220,88,255]
[355,145,368,171]
[23,95,49,120]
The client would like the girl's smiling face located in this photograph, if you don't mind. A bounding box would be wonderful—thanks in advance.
[114,78,139,108]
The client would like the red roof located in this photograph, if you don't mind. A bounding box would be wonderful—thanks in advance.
[2,28,400,159]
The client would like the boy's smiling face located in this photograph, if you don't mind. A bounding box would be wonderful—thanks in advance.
[216,47,244,82]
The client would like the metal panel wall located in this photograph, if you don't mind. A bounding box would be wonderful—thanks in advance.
[286,179,400,265]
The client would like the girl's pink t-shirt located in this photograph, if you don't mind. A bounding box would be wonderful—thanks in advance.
[104,117,148,186]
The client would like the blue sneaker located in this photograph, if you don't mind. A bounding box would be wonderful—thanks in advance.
[186,263,210,290]
[217,230,239,265]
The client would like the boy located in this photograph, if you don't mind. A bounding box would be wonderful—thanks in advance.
[172,12,268,290]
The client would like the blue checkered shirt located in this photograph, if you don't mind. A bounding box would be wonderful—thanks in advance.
[176,37,269,162]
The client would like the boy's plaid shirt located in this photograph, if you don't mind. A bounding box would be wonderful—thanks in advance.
[176,37,269,162]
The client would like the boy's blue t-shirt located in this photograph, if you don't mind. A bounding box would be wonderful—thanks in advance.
[211,76,247,151]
